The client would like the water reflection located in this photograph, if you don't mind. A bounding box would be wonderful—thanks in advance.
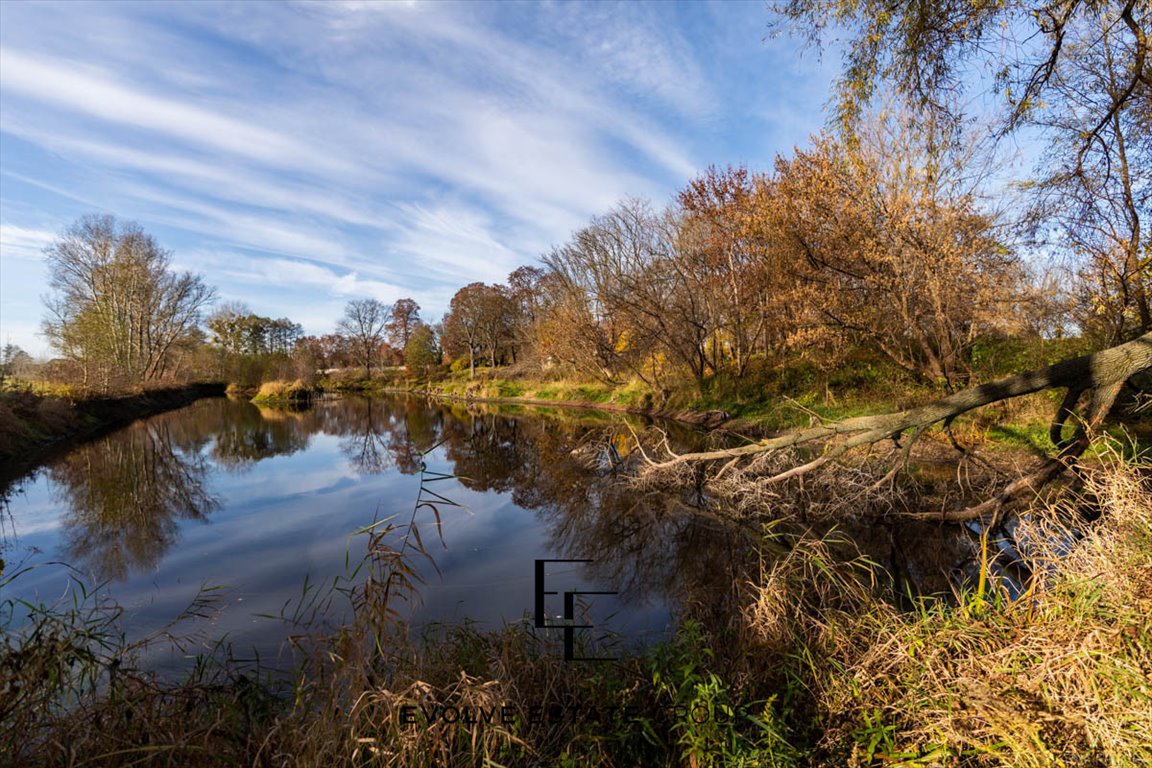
[50,417,219,581]
[9,394,975,657]
[208,399,312,469]
[436,406,756,624]
[338,397,430,475]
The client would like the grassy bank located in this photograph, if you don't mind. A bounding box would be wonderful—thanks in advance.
[0,381,225,481]
[393,368,1083,457]
[4,452,1148,766]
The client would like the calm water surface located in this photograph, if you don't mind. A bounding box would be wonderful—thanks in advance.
[1,395,756,669]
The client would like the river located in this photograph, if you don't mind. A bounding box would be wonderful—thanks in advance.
[0,394,972,672]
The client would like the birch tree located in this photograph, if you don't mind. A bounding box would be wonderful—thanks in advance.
[42,214,215,388]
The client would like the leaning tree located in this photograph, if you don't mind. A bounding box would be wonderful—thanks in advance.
[645,332,1151,522]
[638,2,1152,520]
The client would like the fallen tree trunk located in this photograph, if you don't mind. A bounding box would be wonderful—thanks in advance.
[647,332,1152,521]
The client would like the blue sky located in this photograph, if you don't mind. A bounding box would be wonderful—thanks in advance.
[0,0,840,357]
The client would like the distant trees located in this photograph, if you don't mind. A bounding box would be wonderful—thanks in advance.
[435,126,1023,396]
[336,298,389,379]
[386,298,422,351]
[42,214,215,388]
[0,343,34,384]
[404,324,439,380]
[204,302,307,384]
[206,303,302,356]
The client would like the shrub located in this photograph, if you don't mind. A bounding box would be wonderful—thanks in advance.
[251,379,314,403]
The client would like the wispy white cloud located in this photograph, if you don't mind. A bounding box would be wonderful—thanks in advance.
[0,0,834,336]
[0,48,359,176]
[0,222,55,260]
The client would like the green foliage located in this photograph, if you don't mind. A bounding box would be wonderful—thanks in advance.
[646,621,798,767]
[403,324,440,380]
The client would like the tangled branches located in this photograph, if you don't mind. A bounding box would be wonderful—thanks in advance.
[633,333,1152,523]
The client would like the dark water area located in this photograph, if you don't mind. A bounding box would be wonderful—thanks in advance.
[0,395,973,672]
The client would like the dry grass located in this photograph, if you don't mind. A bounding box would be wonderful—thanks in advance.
[251,379,314,403]
[5,436,1149,766]
[739,448,1152,766]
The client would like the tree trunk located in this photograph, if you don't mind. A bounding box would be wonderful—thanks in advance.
[661,333,1152,466]
[646,333,1151,520]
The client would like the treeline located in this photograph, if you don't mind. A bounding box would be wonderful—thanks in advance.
[201,297,436,389]
[17,106,1146,402]
[434,111,1146,399]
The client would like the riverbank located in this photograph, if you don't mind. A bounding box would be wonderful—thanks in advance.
[364,372,1078,454]
[0,382,226,483]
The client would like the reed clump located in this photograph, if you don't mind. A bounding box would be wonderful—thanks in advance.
[251,379,315,403]
[740,448,1152,766]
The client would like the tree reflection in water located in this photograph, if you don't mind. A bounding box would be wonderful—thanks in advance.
[337,396,433,475]
[437,405,759,632]
[38,394,972,641]
[208,398,312,469]
[41,395,453,583]
[51,415,219,582]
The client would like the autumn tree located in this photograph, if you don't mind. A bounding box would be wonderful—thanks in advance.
[505,265,546,364]
[678,165,782,379]
[476,286,514,368]
[336,298,389,379]
[537,242,636,384]
[42,214,215,388]
[404,323,440,380]
[544,197,771,395]
[386,298,422,351]
[629,1,1152,521]
[769,117,1021,389]
[772,0,1151,345]
[442,283,486,378]
[442,282,512,377]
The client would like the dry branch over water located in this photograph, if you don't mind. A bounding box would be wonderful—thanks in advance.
[638,333,1152,522]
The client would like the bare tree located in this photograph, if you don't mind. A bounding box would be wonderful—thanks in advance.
[1027,8,1151,344]
[542,198,721,394]
[336,298,389,379]
[42,214,215,388]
